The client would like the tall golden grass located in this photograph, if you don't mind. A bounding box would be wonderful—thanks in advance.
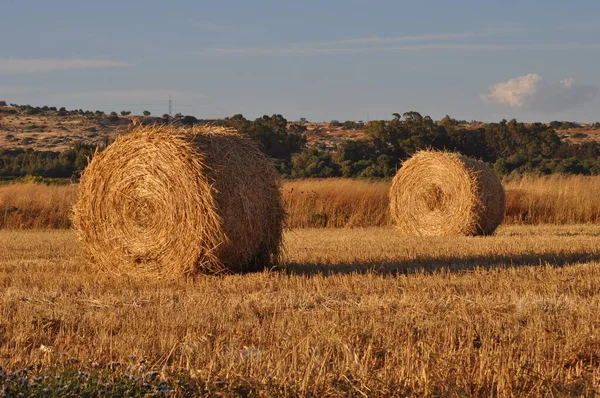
[2,175,600,229]
[284,178,390,227]
[0,183,77,228]
[503,174,600,224]
[286,176,600,227]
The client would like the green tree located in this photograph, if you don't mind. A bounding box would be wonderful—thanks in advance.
[291,147,340,178]
[227,114,251,132]
[227,114,306,164]
[107,112,119,123]
[334,139,377,177]
[342,120,362,130]
[180,115,197,125]
[556,158,586,174]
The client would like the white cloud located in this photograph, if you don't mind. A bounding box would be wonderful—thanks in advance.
[0,58,129,74]
[481,73,543,108]
[481,73,599,113]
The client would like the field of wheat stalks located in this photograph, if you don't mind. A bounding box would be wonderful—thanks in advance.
[2,175,600,229]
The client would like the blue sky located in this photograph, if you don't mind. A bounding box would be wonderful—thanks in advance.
[1,0,599,122]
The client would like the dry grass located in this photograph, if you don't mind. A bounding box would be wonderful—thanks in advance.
[2,226,600,395]
[285,175,600,228]
[284,178,390,228]
[3,175,600,230]
[73,125,284,277]
[390,151,504,236]
[0,183,77,228]
[503,174,600,224]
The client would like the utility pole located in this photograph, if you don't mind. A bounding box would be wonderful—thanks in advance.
[168,95,172,118]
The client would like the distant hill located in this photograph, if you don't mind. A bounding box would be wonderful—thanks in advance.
[0,105,137,151]
[2,104,600,154]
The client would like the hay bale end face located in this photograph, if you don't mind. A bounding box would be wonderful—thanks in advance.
[73,125,285,277]
[389,150,505,236]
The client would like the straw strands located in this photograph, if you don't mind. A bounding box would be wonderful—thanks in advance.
[389,150,505,236]
[73,125,284,277]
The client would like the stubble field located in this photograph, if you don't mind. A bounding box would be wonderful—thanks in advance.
[2,225,600,396]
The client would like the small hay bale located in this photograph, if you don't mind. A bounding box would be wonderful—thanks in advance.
[73,125,285,277]
[389,150,505,236]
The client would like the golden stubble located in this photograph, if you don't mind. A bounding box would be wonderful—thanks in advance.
[1,225,600,395]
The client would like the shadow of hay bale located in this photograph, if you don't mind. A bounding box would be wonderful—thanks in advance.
[282,250,600,277]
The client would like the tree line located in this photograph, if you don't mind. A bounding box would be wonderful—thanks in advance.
[200,112,600,178]
[0,143,95,180]
[280,112,600,178]
[2,107,600,180]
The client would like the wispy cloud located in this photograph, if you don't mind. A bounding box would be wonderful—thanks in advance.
[0,58,129,74]
[200,25,600,57]
[204,31,479,56]
[299,31,478,47]
[208,42,600,56]
[481,73,599,113]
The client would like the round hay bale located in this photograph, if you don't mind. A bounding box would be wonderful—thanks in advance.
[389,150,505,236]
[73,125,285,277]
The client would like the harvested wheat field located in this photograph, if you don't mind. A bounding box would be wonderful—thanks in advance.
[73,125,284,277]
[2,225,600,395]
[390,150,505,236]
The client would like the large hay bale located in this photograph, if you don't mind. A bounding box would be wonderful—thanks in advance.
[73,125,285,277]
[389,150,505,236]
